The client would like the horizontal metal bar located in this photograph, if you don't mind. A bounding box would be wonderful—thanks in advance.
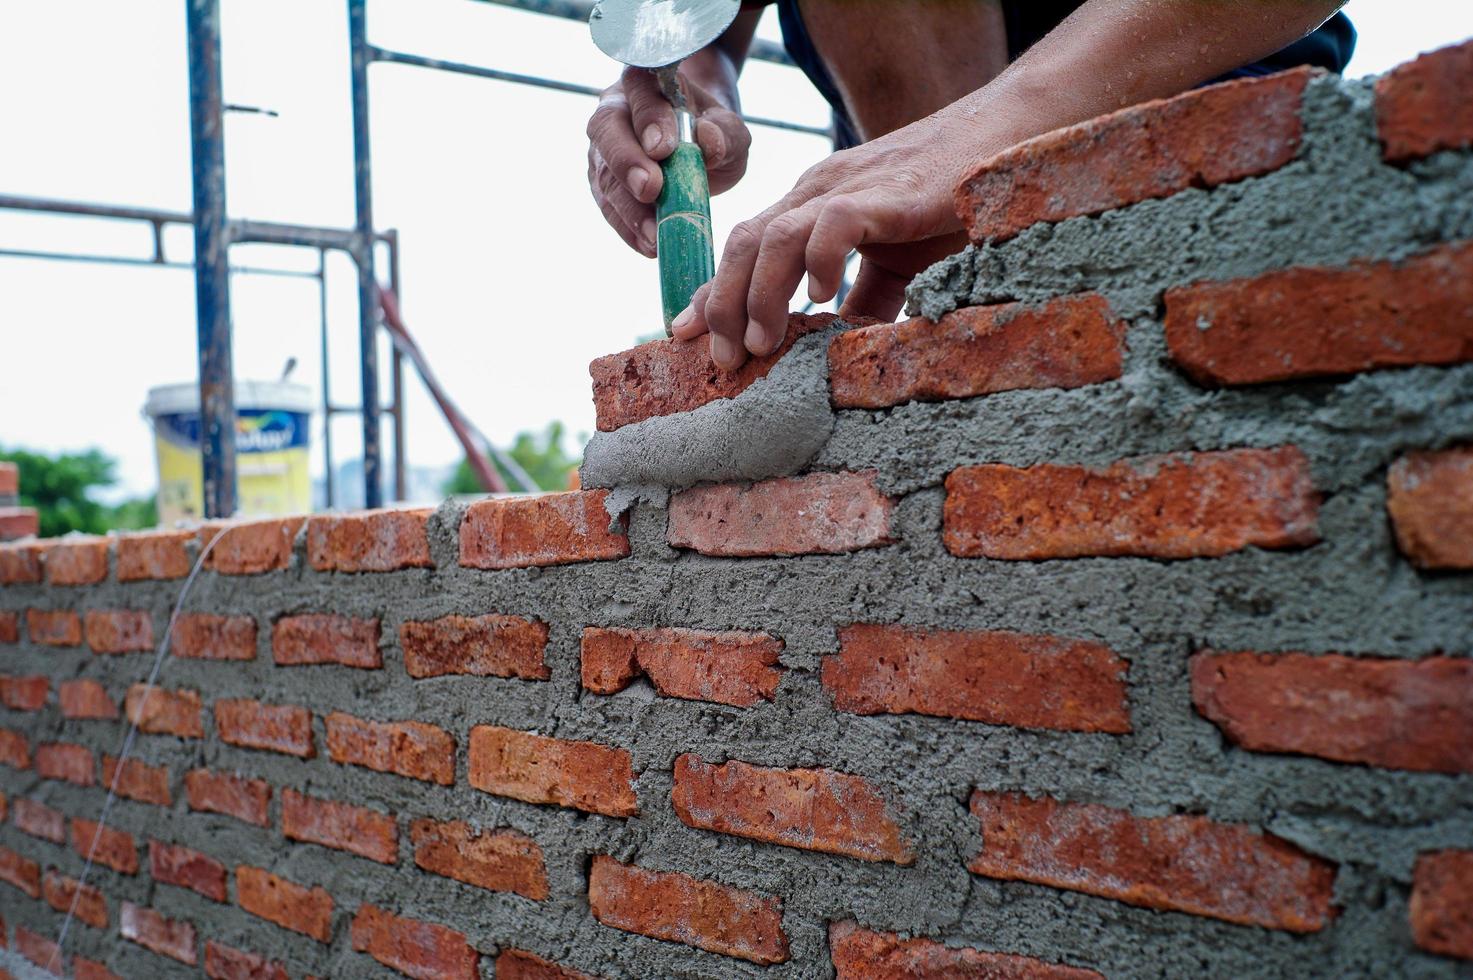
[0,193,191,226]
[0,246,322,279]
[371,46,830,137]
[326,404,402,417]
[230,218,394,251]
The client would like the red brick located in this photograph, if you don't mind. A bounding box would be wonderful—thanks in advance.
[116,529,193,581]
[495,949,598,980]
[84,609,153,654]
[0,611,17,643]
[102,754,171,805]
[957,69,1312,243]
[0,728,29,769]
[1165,242,1473,386]
[351,904,479,980]
[150,840,227,901]
[26,609,80,646]
[459,490,630,570]
[673,754,914,864]
[0,462,15,496]
[669,471,895,557]
[236,866,333,942]
[0,674,47,711]
[0,844,40,896]
[325,712,453,784]
[120,901,197,964]
[587,855,788,964]
[401,614,549,680]
[125,684,204,738]
[1387,447,1473,570]
[43,537,108,585]
[185,768,271,826]
[591,312,837,431]
[283,788,397,864]
[272,614,381,669]
[945,447,1319,560]
[215,699,314,758]
[15,925,61,975]
[59,679,117,719]
[829,295,1126,410]
[204,941,291,980]
[581,627,783,707]
[307,507,434,572]
[72,957,123,980]
[0,507,40,541]
[200,517,304,575]
[824,624,1130,733]
[1411,849,1473,959]
[171,613,257,661]
[35,742,94,786]
[829,922,1101,979]
[1376,39,1473,163]
[467,725,636,816]
[410,817,547,900]
[0,541,43,584]
[13,798,66,843]
[1191,650,1473,774]
[43,869,108,928]
[71,818,138,874]
[967,791,1336,932]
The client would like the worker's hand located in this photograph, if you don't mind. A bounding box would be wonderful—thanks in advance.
[587,66,751,258]
[670,111,992,370]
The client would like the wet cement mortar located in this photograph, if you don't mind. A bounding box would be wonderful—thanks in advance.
[1,73,1471,979]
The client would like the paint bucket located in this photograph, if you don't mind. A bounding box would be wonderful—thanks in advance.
[144,381,313,524]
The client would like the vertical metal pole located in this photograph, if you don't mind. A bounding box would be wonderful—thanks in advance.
[317,248,335,509]
[186,0,237,518]
[348,0,382,508]
[387,231,407,502]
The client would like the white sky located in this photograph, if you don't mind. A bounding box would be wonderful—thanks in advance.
[0,1,1469,504]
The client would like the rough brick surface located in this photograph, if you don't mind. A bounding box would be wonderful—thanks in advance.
[325,712,454,784]
[1410,850,1473,960]
[150,840,228,901]
[307,507,434,572]
[0,508,34,542]
[459,490,630,569]
[72,957,123,980]
[1165,241,1473,385]
[204,941,291,980]
[591,313,836,431]
[1386,447,1473,570]
[829,296,1126,409]
[829,922,1101,979]
[495,949,597,980]
[44,537,107,585]
[467,725,637,817]
[957,69,1311,242]
[13,799,65,843]
[0,728,30,769]
[944,447,1319,560]
[120,901,198,964]
[668,471,895,557]
[0,674,48,712]
[116,529,193,581]
[581,627,784,707]
[1191,650,1473,774]
[27,609,80,646]
[410,817,549,900]
[401,614,549,680]
[673,755,913,864]
[0,844,40,896]
[1376,39,1473,163]
[103,754,171,805]
[15,926,61,974]
[283,788,398,864]
[0,611,15,644]
[824,624,1130,732]
[350,904,479,980]
[272,614,381,668]
[59,679,117,719]
[172,614,258,661]
[968,792,1336,932]
[0,461,15,496]
[185,768,271,826]
[84,609,153,654]
[0,542,43,584]
[236,866,333,942]
[43,870,107,928]
[215,699,315,758]
[35,742,94,785]
[588,855,788,965]
[72,818,138,875]
[201,517,303,575]
[125,684,204,738]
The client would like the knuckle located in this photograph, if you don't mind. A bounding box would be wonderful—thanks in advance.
[725,221,764,257]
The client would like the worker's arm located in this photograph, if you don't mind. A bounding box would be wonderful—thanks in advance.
[674,0,1347,369]
[587,11,761,257]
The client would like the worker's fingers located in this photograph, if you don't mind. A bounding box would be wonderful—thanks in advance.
[744,200,824,355]
[701,213,778,370]
[695,108,751,193]
[804,188,925,303]
[595,158,657,257]
[838,259,910,323]
[623,67,677,162]
[587,90,663,205]
[671,281,712,340]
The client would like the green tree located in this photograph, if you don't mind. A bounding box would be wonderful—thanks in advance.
[0,447,157,537]
[443,422,582,495]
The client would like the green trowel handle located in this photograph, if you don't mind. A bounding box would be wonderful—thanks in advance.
[656,113,715,334]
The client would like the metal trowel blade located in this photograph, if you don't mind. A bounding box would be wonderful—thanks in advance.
[590,0,742,68]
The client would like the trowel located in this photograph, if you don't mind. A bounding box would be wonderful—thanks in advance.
[591,0,741,333]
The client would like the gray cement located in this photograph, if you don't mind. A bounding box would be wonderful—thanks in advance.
[0,71,1470,980]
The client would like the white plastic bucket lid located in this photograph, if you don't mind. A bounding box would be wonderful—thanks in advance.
[145,381,314,418]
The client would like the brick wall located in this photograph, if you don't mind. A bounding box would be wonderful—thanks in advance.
[0,41,1471,980]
